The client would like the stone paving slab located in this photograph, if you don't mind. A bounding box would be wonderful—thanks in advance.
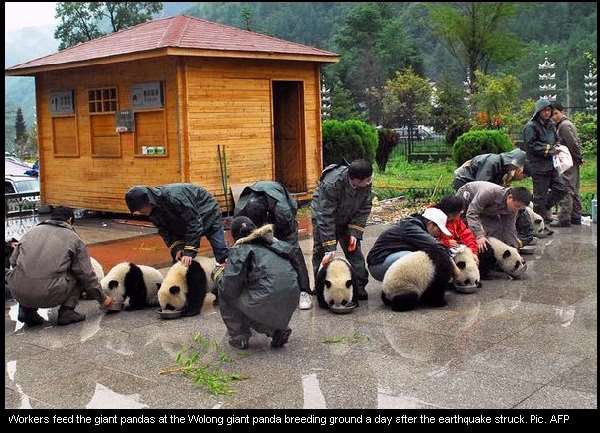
[5,222,597,409]
[515,385,597,409]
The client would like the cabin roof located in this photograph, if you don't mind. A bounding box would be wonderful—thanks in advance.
[6,15,339,75]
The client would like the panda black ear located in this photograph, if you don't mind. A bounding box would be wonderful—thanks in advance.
[324,281,331,288]
[345,280,352,288]
[169,286,180,295]
[108,280,119,290]
[456,261,466,270]
[503,250,511,259]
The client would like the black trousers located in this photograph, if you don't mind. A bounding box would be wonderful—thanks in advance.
[531,169,567,220]
[311,223,369,291]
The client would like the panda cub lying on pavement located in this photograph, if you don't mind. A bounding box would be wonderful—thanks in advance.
[478,237,527,280]
[100,262,163,310]
[158,256,215,317]
[381,246,454,312]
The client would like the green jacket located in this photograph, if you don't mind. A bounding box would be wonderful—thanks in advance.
[454,149,527,187]
[235,181,299,244]
[220,225,300,331]
[523,99,558,172]
[139,184,222,258]
[311,164,373,252]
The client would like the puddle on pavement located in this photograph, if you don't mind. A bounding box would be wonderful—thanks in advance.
[8,304,51,333]
[6,360,33,409]
[86,383,148,409]
[377,386,438,409]
[80,313,104,342]
[554,304,576,327]
[302,373,327,409]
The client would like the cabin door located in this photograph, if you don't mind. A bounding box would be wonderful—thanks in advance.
[272,81,306,193]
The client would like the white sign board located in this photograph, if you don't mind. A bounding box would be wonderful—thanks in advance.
[130,82,163,109]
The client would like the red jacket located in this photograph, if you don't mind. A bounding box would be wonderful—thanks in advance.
[439,217,479,257]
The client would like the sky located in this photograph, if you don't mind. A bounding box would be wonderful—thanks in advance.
[5,2,57,32]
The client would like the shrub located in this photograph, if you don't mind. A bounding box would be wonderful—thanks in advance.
[572,112,597,155]
[322,119,378,166]
[452,129,513,166]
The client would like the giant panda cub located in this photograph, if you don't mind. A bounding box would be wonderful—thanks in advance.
[158,256,215,317]
[381,246,454,312]
[451,245,481,293]
[101,262,163,310]
[479,237,527,279]
[315,257,357,310]
[524,203,546,237]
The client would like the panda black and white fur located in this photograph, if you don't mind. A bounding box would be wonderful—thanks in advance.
[524,203,546,237]
[479,237,527,279]
[381,246,454,312]
[315,257,357,309]
[451,245,481,289]
[101,262,163,310]
[158,256,215,316]
[90,257,104,281]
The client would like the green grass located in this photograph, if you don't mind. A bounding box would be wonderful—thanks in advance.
[159,333,249,396]
[373,151,597,213]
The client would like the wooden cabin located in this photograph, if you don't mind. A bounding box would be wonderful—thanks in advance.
[5,16,339,213]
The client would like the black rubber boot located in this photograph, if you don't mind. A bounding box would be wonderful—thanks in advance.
[57,307,86,326]
[356,286,369,300]
[228,335,249,350]
[18,306,45,326]
[271,328,292,349]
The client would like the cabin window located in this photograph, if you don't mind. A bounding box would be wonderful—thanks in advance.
[90,114,121,157]
[88,87,117,114]
[52,116,79,157]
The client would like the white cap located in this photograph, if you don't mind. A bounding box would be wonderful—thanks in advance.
[422,207,452,237]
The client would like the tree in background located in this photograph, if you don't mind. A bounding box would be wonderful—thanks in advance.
[469,71,521,130]
[240,5,253,30]
[15,108,29,159]
[334,3,423,124]
[381,67,432,130]
[55,2,163,50]
[426,2,523,93]
[329,80,364,122]
[430,74,469,134]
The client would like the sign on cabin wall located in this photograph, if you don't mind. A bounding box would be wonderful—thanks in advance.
[49,90,75,115]
[115,109,135,133]
[130,81,164,109]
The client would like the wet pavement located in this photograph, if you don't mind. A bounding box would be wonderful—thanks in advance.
[5,222,597,409]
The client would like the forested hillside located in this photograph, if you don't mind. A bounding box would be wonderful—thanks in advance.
[5,2,597,152]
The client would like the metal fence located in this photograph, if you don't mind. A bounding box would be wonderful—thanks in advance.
[5,192,42,240]
[392,130,451,162]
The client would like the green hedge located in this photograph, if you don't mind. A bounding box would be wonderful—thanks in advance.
[452,129,513,166]
[322,119,378,166]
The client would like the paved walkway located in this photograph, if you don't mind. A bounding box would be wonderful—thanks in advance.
[5,223,597,409]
